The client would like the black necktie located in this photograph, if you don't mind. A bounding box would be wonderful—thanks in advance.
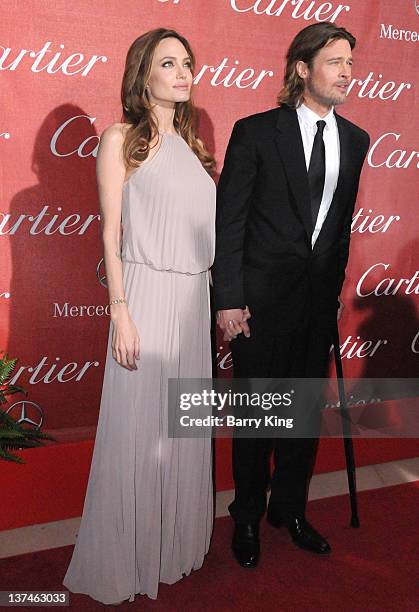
[308,120,326,229]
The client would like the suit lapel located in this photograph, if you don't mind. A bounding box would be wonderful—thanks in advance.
[312,112,352,251]
[274,106,313,242]
[273,107,355,249]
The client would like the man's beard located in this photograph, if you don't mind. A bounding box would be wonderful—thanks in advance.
[306,76,346,107]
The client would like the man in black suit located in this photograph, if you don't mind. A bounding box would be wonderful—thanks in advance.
[212,22,370,567]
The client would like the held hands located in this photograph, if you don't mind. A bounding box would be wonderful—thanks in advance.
[217,297,342,342]
[216,306,251,342]
[110,306,140,370]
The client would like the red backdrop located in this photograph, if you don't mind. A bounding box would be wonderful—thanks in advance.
[1,1,418,474]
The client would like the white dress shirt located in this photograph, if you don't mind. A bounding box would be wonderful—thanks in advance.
[296,103,340,248]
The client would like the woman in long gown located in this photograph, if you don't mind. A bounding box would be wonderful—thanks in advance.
[63,29,216,604]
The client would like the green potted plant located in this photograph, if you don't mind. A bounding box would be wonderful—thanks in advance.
[0,353,54,463]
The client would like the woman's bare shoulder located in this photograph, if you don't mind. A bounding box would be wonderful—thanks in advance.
[100,122,131,147]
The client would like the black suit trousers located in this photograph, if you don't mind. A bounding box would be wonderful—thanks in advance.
[228,318,333,524]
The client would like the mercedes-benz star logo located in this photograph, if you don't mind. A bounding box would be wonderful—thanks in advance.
[96,257,107,288]
[6,400,44,430]
[415,0,419,15]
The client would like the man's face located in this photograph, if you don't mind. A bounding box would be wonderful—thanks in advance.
[303,38,353,108]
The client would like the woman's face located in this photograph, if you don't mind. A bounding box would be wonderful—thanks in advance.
[147,37,193,107]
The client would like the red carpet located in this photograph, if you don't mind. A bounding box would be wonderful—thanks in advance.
[1,482,418,611]
[2,439,419,529]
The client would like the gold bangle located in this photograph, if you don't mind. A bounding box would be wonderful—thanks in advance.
[109,298,127,305]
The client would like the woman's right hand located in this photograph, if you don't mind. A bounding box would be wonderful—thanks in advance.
[110,307,140,370]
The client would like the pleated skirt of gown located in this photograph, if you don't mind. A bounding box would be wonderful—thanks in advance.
[63,261,214,603]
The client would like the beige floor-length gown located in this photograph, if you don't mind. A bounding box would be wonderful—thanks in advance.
[63,132,215,603]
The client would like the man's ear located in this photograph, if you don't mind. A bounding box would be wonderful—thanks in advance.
[296,60,308,80]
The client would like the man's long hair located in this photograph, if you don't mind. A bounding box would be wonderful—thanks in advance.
[121,28,214,171]
[277,22,356,108]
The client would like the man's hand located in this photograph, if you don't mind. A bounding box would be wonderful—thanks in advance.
[337,296,344,321]
[217,306,251,341]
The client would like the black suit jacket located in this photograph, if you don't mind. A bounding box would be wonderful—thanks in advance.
[212,104,370,331]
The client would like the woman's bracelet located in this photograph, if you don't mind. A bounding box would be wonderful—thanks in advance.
[109,298,127,305]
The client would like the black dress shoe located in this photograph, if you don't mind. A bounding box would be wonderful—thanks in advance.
[231,522,260,568]
[286,517,331,555]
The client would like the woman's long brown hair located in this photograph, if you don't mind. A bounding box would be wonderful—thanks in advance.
[121,28,214,172]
